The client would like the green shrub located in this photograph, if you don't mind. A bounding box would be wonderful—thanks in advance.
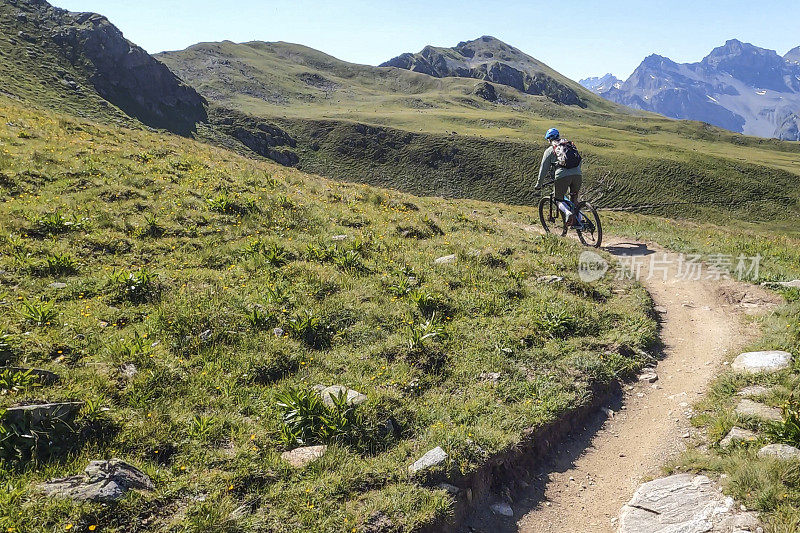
[286,310,334,349]
[772,396,800,446]
[18,300,58,327]
[42,253,77,276]
[108,267,159,303]
[0,369,41,395]
[276,387,370,449]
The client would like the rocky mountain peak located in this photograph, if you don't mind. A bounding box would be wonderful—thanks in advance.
[786,46,800,64]
[6,0,207,134]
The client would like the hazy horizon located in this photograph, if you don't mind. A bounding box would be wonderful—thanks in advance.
[49,0,800,82]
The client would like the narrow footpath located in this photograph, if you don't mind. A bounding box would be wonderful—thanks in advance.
[466,239,779,532]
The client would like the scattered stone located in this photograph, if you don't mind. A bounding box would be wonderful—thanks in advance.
[318,385,367,407]
[735,399,782,422]
[119,363,138,379]
[273,327,284,338]
[761,280,800,289]
[757,444,800,461]
[654,305,668,314]
[731,351,793,374]
[720,427,758,448]
[618,474,761,533]
[48,282,67,289]
[639,370,659,383]
[601,407,615,418]
[3,402,83,426]
[737,385,772,397]
[409,446,448,474]
[436,482,461,495]
[331,234,348,241]
[198,329,213,341]
[434,254,457,265]
[537,275,564,283]
[39,459,153,502]
[280,445,327,468]
[490,502,514,517]
[479,372,501,383]
[0,366,59,385]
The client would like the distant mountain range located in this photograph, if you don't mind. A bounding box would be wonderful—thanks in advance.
[581,40,800,141]
[578,73,623,95]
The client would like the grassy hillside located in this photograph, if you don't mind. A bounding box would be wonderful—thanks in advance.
[0,96,659,532]
[159,41,800,225]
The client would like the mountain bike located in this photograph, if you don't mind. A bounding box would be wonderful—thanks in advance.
[537,177,603,248]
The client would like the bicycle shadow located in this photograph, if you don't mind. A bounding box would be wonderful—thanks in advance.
[603,241,655,257]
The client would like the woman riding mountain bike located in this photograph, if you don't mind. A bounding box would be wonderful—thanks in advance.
[535,128,602,248]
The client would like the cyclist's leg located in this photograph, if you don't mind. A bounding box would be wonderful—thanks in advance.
[554,177,575,226]
[569,174,583,225]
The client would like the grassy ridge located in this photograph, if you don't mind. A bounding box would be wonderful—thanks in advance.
[0,97,657,532]
[158,41,800,224]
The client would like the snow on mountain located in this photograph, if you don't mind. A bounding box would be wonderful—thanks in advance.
[597,40,800,140]
[579,73,622,94]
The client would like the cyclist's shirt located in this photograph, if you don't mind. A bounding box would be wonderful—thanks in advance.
[535,145,582,188]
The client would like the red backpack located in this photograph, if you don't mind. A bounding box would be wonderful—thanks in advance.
[552,139,582,169]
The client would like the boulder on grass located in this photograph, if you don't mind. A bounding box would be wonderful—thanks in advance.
[757,444,800,461]
[281,445,327,468]
[39,459,153,502]
[409,446,447,475]
[731,351,792,374]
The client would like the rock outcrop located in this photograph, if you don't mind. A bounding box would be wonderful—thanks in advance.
[381,36,586,107]
[618,474,761,532]
[39,459,154,502]
[8,0,207,134]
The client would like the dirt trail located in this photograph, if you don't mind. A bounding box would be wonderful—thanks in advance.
[466,238,779,533]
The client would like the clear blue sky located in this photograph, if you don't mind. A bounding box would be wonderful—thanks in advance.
[50,0,800,81]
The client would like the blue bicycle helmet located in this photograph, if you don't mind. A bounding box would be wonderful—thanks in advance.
[545,128,560,140]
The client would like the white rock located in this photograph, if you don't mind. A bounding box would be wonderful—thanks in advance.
[281,445,327,468]
[761,280,800,289]
[39,459,153,502]
[434,254,457,265]
[409,446,448,474]
[491,502,514,517]
[737,385,772,397]
[757,444,800,461]
[318,385,367,408]
[731,351,793,374]
[735,399,782,422]
[719,427,758,448]
[639,370,659,383]
[537,275,564,283]
[331,234,348,241]
[618,474,760,533]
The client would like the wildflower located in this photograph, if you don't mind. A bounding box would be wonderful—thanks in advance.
[88,526,97,531]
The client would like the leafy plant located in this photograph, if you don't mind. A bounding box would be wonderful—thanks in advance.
[43,253,77,275]
[773,396,800,446]
[407,314,444,352]
[32,211,85,235]
[332,248,363,272]
[108,267,158,303]
[263,242,290,267]
[187,414,218,441]
[306,242,333,263]
[141,213,164,238]
[533,308,577,339]
[409,289,438,317]
[0,369,40,395]
[246,306,272,330]
[0,331,13,362]
[387,276,413,297]
[109,331,152,361]
[19,300,58,327]
[286,310,333,349]
[276,388,368,448]
[207,193,236,214]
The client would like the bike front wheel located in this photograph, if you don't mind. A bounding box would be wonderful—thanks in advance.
[576,202,602,248]
[538,197,567,236]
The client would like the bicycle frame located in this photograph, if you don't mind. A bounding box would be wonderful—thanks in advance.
[540,179,586,230]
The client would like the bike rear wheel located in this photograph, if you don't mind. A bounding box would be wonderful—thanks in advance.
[538,197,567,236]
[576,201,602,248]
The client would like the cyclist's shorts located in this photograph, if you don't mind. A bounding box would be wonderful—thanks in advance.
[555,174,582,200]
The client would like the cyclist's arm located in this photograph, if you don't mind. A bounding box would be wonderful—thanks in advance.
[535,148,555,188]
